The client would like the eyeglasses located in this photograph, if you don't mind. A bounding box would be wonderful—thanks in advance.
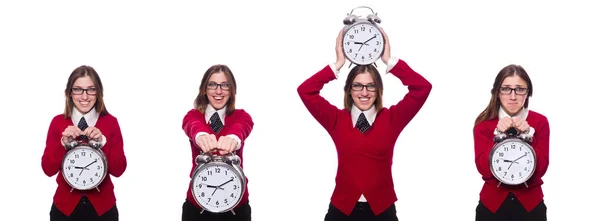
[207,82,230,90]
[499,87,528,95]
[351,83,377,92]
[72,88,97,95]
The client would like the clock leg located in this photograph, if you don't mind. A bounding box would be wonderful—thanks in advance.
[496,182,501,188]
[230,210,236,215]
[199,208,205,214]
[96,187,101,192]
[70,187,74,193]
[524,182,529,188]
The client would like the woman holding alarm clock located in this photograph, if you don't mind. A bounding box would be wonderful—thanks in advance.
[41,65,127,221]
[181,64,254,221]
[297,27,432,221]
[473,64,550,220]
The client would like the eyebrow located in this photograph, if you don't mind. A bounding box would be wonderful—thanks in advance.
[500,84,526,87]
[73,86,96,88]
[208,81,228,84]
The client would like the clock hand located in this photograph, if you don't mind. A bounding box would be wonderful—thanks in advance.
[363,35,376,44]
[73,166,85,169]
[82,159,98,169]
[513,153,527,162]
[217,177,234,188]
[200,183,225,190]
[353,42,363,45]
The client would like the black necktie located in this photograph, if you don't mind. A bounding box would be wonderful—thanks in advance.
[356,113,371,133]
[210,112,223,133]
[77,117,89,141]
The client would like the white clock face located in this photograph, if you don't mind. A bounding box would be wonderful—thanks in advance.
[490,139,536,185]
[342,22,385,65]
[62,147,107,190]
[192,163,244,213]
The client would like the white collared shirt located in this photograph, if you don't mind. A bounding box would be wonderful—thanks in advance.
[194,105,241,150]
[351,104,377,202]
[65,107,107,146]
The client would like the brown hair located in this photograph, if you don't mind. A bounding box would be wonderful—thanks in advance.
[475,64,533,125]
[63,65,108,118]
[343,65,384,112]
[194,64,237,115]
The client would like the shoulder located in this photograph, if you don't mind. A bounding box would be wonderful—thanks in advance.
[99,113,120,125]
[527,110,548,122]
[474,119,496,133]
[51,114,67,122]
[186,108,204,116]
[231,109,252,118]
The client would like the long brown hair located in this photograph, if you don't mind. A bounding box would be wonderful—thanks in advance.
[343,65,384,112]
[474,64,533,125]
[194,64,237,115]
[63,65,108,118]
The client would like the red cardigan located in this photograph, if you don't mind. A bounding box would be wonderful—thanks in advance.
[473,110,550,213]
[41,114,127,216]
[182,108,254,210]
[297,60,432,216]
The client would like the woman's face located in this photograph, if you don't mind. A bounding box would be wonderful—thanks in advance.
[499,75,528,116]
[351,72,377,111]
[206,72,231,110]
[71,76,97,114]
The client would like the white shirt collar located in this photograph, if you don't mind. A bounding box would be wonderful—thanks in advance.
[498,106,528,120]
[351,105,376,126]
[204,105,226,125]
[71,107,99,127]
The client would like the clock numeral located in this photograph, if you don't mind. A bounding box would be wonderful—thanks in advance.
[349,49,353,53]
[82,152,86,157]
[497,167,502,171]
[207,171,213,176]
[504,147,508,151]
[519,172,522,177]
[499,153,504,157]
[511,174,514,179]
[374,48,378,52]
[349,35,354,39]
[527,160,531,164]
[524,167,528,171]
[76,178,79,182]
[70,173,74,177]
[233,185,237,190]
[520,146,522,151]
[346,42,350,45]
[70,160,75,164]
[201,176,207,181]
[503,172,507,176]
[495,159,499,163]
[83,180,87,184]
[230,193,234,198]
[216,201,219,205]
[75,154,79,159]
[201,192,205,197]
[68,166,72,170]
[208,198,211,202]
[369,53,372,58]
[90,178,94,182]
[95,173,99,177]
[361,26,366,31]
[197,184,203,188]
[215,168,221,173]
[511,144,516,149]
[225,171,228,175]
[354,29,358,34]
[97,165,101,170]
[224,199,228,204]
[376,41,380,45]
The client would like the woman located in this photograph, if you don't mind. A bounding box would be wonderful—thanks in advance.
[181,64,254,221]
[41,65,127,221]
[297,29,432,220]
[473,64,550,220]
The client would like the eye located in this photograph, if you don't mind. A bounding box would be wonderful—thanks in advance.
[366,84,376,90]
[207,82,217,86]
[517,88,527,92]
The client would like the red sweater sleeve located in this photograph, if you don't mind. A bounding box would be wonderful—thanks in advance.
[297,65,340,132]
[182,109,213,147]
[41,115,67,177]
[474,122,497,185]
[387,60,432,135]
[227,109,254,148]
[529,116,550,182]
[103,116,127,177]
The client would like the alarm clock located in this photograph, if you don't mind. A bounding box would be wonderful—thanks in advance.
[342,6,385,66]
[61,138,107,192]
[191,151,246,214]
[489,128,536,187]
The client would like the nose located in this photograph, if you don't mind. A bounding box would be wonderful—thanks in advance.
[214,87,223,94]
[509,91,517,100]
[360,88,369,96]
[81,92,89,100]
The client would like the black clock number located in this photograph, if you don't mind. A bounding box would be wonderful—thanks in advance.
[70,159,75,164]
[215,168,221,173]
[82,152,86,157]
[233,185,237,190]
[90,178,93,182]
[202,176,207,181]
[201,192,205,197]
[216,201,219,205]
[97,165,101,170]
[75,154,79,159]
[224,199,228,204]
[349,35,354,39]
[207,171,213,176]
[499,152,504,157]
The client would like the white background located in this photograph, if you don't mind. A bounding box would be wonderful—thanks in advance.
[0,0,598,220]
